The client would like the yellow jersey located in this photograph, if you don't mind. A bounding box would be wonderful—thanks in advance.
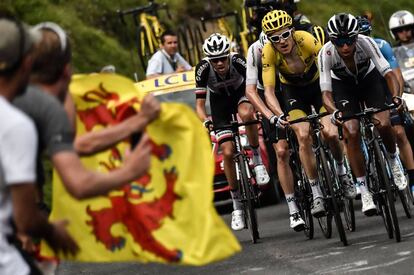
[262,30,321,87]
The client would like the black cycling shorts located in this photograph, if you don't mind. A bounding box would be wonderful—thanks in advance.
[281,80,326,120]
[332,69,391,117]
[210,85,250,144]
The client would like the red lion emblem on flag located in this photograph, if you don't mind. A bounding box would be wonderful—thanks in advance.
[78,83,182,262]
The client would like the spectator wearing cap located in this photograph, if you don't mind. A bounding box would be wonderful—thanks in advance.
[0,15,79,275]
[13,21,155,201]
[146,30,192,79]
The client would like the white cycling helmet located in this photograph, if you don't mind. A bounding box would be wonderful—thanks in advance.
[258,32,269,49]
[389,10,414,40]
[202,33,230,58]
[327,13,359,39]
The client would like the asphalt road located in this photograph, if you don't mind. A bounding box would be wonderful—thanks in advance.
[58,199,414,275]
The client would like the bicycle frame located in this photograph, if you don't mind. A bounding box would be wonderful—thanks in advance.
[139,13,165,55]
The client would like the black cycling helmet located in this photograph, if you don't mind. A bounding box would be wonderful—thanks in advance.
[327,13,359,39]
[356,16,372,36]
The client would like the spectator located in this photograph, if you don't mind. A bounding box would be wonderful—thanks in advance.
[0,15,79,275]
[13,21,155,202]
[146,30,192,79]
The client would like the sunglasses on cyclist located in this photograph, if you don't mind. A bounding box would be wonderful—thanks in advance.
[395,26,412,33]
[331,36,357,47]
[269,29,292,43]
[209,56,228,64]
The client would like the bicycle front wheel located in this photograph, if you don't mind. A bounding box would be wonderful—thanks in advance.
[374,141,401,242]
[238,155,259,243]
[319,149,348,246]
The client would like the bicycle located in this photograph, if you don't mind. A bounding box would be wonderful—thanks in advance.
[337,98,403,242]
[278,127,314,239]
[200,11,244,55]
[118,0,171,72]
[289,110,349,246]
[214,115,261,243]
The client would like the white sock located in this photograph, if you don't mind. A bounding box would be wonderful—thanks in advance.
[251,145,263,165]
[230,189,243,210]
[356,176,369,194]
[286,193,299,215]
[309,179,323,199]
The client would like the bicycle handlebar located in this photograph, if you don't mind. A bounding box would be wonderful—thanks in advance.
[117,1,170,24]
[200,11,240,32]
[335,97,402,122]
[213,119,261,132]
[336,97,402,140]
[288,112,330,125]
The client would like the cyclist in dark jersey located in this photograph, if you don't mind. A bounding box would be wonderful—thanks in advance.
[195,33,269,231]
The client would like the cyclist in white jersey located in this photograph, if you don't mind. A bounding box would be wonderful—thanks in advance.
[318,13,405,216]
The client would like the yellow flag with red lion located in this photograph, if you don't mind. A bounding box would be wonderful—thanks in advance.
[41,74,241,265]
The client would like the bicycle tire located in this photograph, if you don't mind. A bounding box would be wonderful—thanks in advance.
[374,141,401,242]
[398,188,412,219]
[343,198,356,232]
[289,133,313,239]
[316,157,332,239]
[366,143,393,239]
[319,149,348,246]
[292,158,314,239]
[238,154,259,243]
[136,26,152,71]
[301,174,314,239]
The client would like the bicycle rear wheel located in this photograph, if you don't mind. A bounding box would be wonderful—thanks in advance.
[320,149,348,246]
[398,187,412,219]
[343,198,355,232]
[238,155,259,243]
[292,160,314,239]
[374,141,401,242]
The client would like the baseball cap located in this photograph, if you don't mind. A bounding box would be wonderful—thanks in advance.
[0,17,41,73]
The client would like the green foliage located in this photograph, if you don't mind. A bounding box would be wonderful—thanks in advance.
[2,0,414,79]
[300,0,414,41]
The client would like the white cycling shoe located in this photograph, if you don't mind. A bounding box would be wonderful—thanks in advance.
[290,212,305,232]
[254,164,270,186]
[361,192,376,216]
[231,210,245,231]
[390,161,408,191]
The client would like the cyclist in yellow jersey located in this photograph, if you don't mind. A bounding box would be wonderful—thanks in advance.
[261,10,355,217]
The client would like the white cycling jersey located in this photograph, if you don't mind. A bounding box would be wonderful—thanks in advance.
[246,40,264,90]
[318,34,392,91]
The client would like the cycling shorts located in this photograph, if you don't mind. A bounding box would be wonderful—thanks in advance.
[211,85,250,145]
[332,69,391,117]
[281,80,326,120]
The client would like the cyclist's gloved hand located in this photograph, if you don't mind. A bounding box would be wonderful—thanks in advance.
[331,110,342,126]
[203,119,214,131]
[270,114,288,129]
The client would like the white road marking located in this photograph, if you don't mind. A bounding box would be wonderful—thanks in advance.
[346,257,410,272]
[360,245,376,250]
[314,260,368,274]
[397,251,411,256]
[241,267,265,273]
